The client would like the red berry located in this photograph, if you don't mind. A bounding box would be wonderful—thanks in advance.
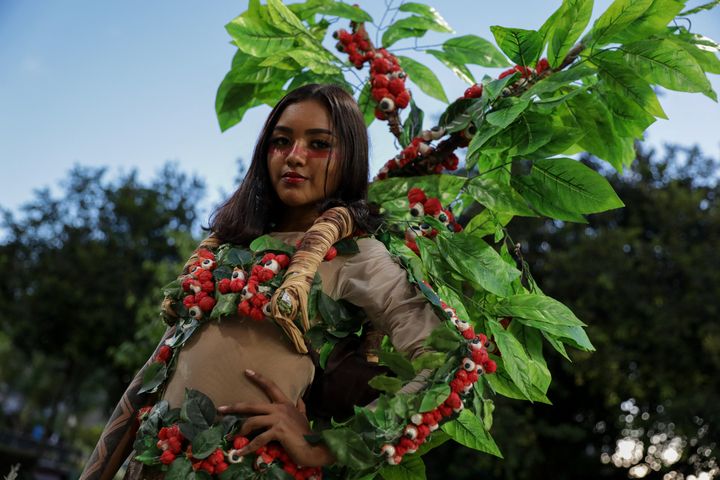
[155,345,172,364]
[373,74,389,89]
[238,300,251,317]
[498,67,517,79]
[218,278,232,294]
[183,295,195,309]
[159,450,176,465]
[233,435,250,450]
[536,58,550,74]
[388,78,405,96]
[324,246,337,261]
[250,307,265,321]
[395,90,410,109]
[407,187,426,204]
[372,87,390,102]
[483,359,497,374]
[198,296,216,312]
[423,198,442,215]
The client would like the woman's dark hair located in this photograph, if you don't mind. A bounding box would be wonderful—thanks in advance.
[210,83,381,245]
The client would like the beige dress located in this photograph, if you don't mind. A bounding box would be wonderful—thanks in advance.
[161,233,441,409]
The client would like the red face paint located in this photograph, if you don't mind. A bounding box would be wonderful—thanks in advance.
[268,141,331,160]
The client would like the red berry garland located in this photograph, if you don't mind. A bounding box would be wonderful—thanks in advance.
[404,187,463,254]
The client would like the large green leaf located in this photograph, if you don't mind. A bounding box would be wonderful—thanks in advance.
[322,428,376,470]
[512,157,624,220]
[397,55,448,103]
[591,50,667,118]
[284,49,341,74]
[399,3,453,32]
[509,322,552,394]
[419,383,451,412]
[506,112,554,157]
[287,69,353,93]
[225,15,295,57]
[493,294,586,328]
[382,13,454,47]
[485,98,531,129]
[379,453,426,480]
[490,26,543,66]
[215,72,287,132]
[668,33,720,75]
[266,0,307,34]
[441,409,502,457]
[401,99,425,147]
[357,81,375,127]
[547,0,593,67]
[436,232,520,297]
[465,176,536,216]
[612,0,685,43]
[313,1,373,22]
[587,0,653,46]
[442,35,511,67]
[488,320,534,399]
[426,49,475,84]
[621,38,715,99]
[680,0,720,15]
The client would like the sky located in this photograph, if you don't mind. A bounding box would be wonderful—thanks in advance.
[1,0,719,219]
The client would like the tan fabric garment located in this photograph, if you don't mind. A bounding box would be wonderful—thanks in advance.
[161,232,441,408]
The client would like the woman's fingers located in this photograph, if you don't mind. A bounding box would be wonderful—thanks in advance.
[245,369,290,404]
[217,402,273,415]
[238,414,275,437]
[296,397,306,416]
[237,429,276,456]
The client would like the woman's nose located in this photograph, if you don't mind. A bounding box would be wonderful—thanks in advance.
[285,141,307,165]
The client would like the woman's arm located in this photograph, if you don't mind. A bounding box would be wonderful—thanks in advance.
[79,326,175,480]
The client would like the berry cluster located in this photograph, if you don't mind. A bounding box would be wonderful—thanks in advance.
[156,424,186,465]
[332,25,411,120]
[251,442,322,480]
[375,128,460,180]
[181,249,218,321]
[379,298,496,465]
[235,253,291,321]
[404,187,462,255]
[188,447,230,475]
[498,58,550,81]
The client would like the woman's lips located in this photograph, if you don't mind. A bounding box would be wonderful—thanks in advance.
[281,172,307,184]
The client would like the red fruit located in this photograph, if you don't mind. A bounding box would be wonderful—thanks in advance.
[407,187,426,204]
[275,254,290,268]
[374,107,387,120]
[230,277,245,293]
[453,222,463,232]
[137,406,152,422]
[198,296,216,312]
[200,461,215,474]
[261,253,275,264]
[536,57,550,74]
[388,78,405,96]
[338,30,352,44]
[450,378,464,393]
[472,349,489,365]
[215,462,229,474]
[167,436,182,454]
[438,405,453,417]
[467,371,479,383]
[324,246,337,261]
[372,87,390,102]
[238,300,251,317]
[258,268,274,282]
[498,67,517,79]
[514,65,533,78]
[155,345,172,364]
[372,58,390,73]
[183,295,195,309]
[443,153,459,170]
[462,328,476,339]
[196,249,215,260]
[423,198,442,215]
[218,278,232,294]
[464,84,483,99]
[250,307,265,321]
[395,90,410,109]
[483,359,498,374]
[405,240,420,256]
[455,369,468,381]
[159,450,176,465]
[195,269,213,282]
[234,435,250,450]
[201,281,214,293]
[373,74,389,89]
[445,392,462,409]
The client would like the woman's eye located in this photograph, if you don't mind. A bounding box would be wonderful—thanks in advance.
[310,140,331,149]
[270,137,290,146]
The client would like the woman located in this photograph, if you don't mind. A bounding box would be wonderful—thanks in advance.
[81,83,442,478]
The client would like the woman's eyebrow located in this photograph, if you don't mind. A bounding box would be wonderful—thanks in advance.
[273,126,334,136]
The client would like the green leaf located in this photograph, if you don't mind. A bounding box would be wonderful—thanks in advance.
[485,98,531,129]
[523,64,596,97]
[180,389,216,434]
[443,35,511,67]
[419,383,451,412]
[484,74,519,100]
[288,69,353,93]
[383,15,444,47]
[215,75,285,132]
[424,322,464,351]
[314,2,373,22]
[399,3,452,32]
[322,428,376,470]
[379,454,426,480]
[210,293,240,319]
[490,26,543,66]
[680,0,720,15]
[267,0,307,34]
[334,237,360,255]
[542,330,571,361]
[587,0,653,46]
[441,409,503,457]
[668,32,720,75]
[225,15,295,57]
[465,176,536,216]
[357,81,375,127]
[591,50,667,118]
[611,0,685,44]
[397,55,448,103]
[426,49,475,84]
[191,425,224,459]
[278,49,341,75]
[249,234,295,254]
[494,294,586,327]
[378,351,416,381]
[138,362,167,394]
[412,351,449,371]
[547,0,593,67]
[622,38,715,98]
[436,232,520,297]
[484,357,549,402]
[368,174,466,220]
[165,457,194,480]
[506,112,554,157]
[218,246,253,267]
[488,321,534,399]
[368,374,405,393]
[401,99,425,147]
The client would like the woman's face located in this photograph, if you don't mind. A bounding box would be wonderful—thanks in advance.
[267,99,340,211]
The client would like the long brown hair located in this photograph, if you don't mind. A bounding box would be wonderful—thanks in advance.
[209,83,379,245]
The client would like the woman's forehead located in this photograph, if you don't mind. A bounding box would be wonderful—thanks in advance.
[275,99,332,132]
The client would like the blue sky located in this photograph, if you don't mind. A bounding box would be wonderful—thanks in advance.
[1,1,719,218]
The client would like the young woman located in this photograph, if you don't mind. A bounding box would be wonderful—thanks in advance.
[81,83,442,478]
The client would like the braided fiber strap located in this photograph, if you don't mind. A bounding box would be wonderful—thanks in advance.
[271,206,354,354]
[161,236,221,324]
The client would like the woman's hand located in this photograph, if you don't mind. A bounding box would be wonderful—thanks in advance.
[217,369,335,468]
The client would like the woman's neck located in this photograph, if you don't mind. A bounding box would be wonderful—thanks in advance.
[273,204,318,232]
